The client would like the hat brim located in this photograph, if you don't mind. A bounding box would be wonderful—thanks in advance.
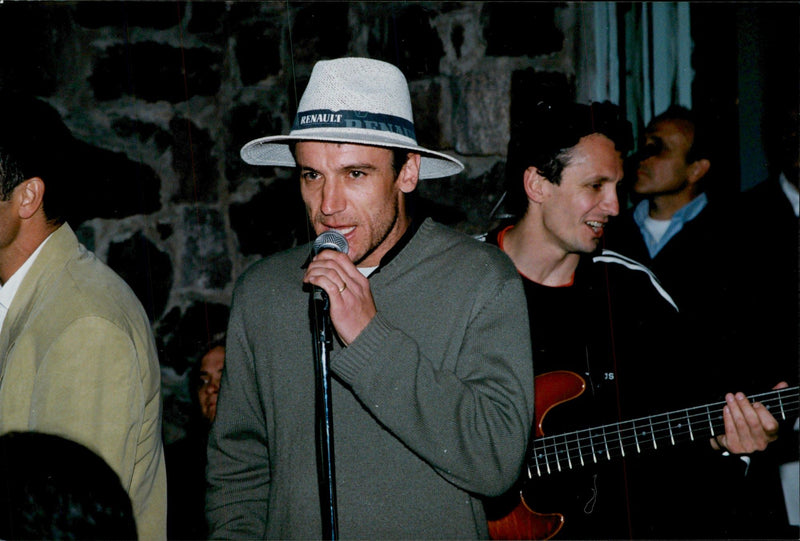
[240,133,464,180]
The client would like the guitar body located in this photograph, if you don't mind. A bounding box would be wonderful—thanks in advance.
[488,372,800,540]
[487,497,564,541]
[531,371,587,440]
[488,371,586,540]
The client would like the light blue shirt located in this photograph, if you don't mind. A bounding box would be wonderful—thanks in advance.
[633,193,708,258]
[779,172,799,217]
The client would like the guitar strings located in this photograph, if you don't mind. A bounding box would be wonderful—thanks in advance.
[529,387,799,475]
[533,389,800,464]
[535,389,800,460]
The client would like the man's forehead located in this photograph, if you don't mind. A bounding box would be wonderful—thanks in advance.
[201,346,225,370]
[559,133,623,182]
[295,141,395,167]
[646,118,694,143]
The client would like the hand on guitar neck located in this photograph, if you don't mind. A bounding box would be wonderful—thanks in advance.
[486,372,799,540]
[710,381,789,454]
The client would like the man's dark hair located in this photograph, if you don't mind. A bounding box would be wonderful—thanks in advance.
[0,96,74,225]
[390,148,410,177]
[647,105,712,164]
[189,332,227,395]
[0,431,137,540]
[0,147,27,202]
[504,100,633,218]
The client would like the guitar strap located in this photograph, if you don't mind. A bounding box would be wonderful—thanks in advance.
[598,248,635,539]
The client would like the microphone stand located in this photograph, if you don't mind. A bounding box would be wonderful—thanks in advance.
[311,287,339,540]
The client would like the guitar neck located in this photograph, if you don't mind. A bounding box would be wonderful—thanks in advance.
[529,386,799,478]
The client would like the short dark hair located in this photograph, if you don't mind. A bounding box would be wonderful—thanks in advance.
[0,96,74,225]
[504,100,633,218]
[0,431,137,539]
[390,148,411,176]
[189,332,227,394]
[0,147,27,202]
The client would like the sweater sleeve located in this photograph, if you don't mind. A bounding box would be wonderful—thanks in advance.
[332,271,534,497]
[206,300,271,538]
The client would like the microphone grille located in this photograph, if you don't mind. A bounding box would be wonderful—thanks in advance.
[313,230,349,255]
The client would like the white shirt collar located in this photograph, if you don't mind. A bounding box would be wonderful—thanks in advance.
[0,232,55,331]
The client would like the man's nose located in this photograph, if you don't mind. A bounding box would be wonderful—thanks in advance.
[601,190,619,216]
[321,179,346,215]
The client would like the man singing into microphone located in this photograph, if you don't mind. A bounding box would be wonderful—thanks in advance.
[205,57,534,539]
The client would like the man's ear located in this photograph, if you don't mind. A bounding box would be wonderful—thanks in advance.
[17,177,45,220]
[523,166,547,203]
[688,158,711,185]
[398,153,421,194]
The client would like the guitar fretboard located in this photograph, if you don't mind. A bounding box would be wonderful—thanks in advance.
[528,386,799,478]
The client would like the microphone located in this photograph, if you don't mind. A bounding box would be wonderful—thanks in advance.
[310,231,348,539]
[313,230,349,256]
[312,231,349,304]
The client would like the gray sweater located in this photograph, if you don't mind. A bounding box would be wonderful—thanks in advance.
[206,218,534,539]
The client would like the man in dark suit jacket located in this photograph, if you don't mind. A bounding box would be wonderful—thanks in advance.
[737,101,799,538]
[606,105,797,538]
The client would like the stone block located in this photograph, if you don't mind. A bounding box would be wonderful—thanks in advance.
[235,21,283,86]
[155,301,230,375]
[70,139,162,224]
[229,179,308,258]
[482,3,564,57]
[226,99,287,191]
[107,232,173,322]
[75,2,181,30]
[91,42,222,103]
[359,2,445,80]
[410,78,446,151]
[508,68,574,137]
[417,159,507,234]
[453,68,512,156]
[181,207,231,290]
[0,3,69,96]
[170,117,220,204]
[289,3,350,65]
[112,117,168,151]
[186,2,229,37]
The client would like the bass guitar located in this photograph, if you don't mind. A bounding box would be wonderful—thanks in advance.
[487,370,799,540]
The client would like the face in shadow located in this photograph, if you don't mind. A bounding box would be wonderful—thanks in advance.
[197,345,224,423]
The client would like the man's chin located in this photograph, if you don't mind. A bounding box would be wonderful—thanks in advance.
[578,238,601,254]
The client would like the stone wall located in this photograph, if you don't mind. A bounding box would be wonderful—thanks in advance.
[0,1,591,442]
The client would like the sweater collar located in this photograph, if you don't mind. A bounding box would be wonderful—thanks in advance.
[369,217,421,276]
[302,217,423,275]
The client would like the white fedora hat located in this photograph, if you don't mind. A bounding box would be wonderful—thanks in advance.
[240,57,464,179]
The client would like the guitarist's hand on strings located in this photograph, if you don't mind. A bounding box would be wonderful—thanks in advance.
[709,381,788,454]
